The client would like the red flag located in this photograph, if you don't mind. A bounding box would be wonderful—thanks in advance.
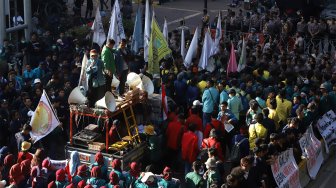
[161,83,168,120]
[227,43,238,77]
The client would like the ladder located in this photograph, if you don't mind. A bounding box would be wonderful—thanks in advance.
[121,105,141,145]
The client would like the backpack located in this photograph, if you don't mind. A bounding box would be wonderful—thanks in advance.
[229,136,247,163]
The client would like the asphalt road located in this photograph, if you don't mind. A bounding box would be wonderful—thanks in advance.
[66,0,242,33]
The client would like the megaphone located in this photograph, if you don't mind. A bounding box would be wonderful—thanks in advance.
[141,75,154,95]
[126,72,142,88]
[95,91,116,112]
[111,74,120,88]
[68,87,88,104]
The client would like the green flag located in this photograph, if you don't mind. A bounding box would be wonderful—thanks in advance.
[148,16,172,75]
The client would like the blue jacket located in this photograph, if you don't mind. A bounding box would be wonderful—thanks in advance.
[32,67,45,79]
[202,87,219,113]
[86,58,106,88]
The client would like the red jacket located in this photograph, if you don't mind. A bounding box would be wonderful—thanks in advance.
[182,131,199,163]
[17,151,33,163]
[203,119,225,139]
[186,114,203,132]
[166,121,183,150]
[202,137,224,161]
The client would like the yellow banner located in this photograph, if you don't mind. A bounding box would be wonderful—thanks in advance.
[148,17,171,75]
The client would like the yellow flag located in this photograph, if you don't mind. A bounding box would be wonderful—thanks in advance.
[148,17,172,75]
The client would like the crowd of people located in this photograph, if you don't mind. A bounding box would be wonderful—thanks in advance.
[0,0,336,187]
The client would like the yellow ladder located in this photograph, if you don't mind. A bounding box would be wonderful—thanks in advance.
[122,105,141,145]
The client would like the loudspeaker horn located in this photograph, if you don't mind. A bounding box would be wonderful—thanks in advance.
[141,75,154,95]
[111,74,120,88]
[95,91,116,112]
[68,86,88,104]
[126,72,142,88]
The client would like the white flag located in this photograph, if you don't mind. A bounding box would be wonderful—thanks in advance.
[210,12,222,56]
[107,0,125,48]
[199,29,213,70]
[78,54,89,92]
[184,27,198,68]
[91,7,106,47]
[237,38,247,72]
[163,17,168,42]
[30,90,60,143]
[144,0,151,62]
[181,29,185,59]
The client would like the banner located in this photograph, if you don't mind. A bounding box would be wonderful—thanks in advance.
[50,159,67,170]
[299,125,323,179]
[30,90,60,142]
[148,16,172,74]
[315,110,336,154]
[271,148,301,188]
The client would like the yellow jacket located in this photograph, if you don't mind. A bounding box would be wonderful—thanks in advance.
[249,123,268,150]
[268,108,280,131]
[275,95,292,123]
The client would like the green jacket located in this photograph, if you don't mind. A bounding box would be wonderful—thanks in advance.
[185,172,204,188]
[101,45,116,74]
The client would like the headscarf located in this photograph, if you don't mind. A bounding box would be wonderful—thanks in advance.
[77,180,86,188]
[111,159,121,171]
[0,146,8,162]
[69,151,80,176]
[94,152,104,166]
[4,154,15,168]
[20,159,31,177]
[9,163,24,185]
[90,166,101,178]
[109,171,119,185]
[56,169,66,182]
[162,166,172,181]
[66,183,75,188]
[42,159,51,169]
[30,166,40,180]
[129,162,140,178]
[77,164,88,177]
[48,181,56,188]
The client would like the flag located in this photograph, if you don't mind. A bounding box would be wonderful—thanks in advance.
[181,28,186,59]
[78,54,89,92]
[30,90,60,142]
[198,29,213,70]
[227,43,238,76]
[148,16,172,75]
[237,38,246,72]
[161,83,168,120]
[163,17,168,42]
[91,7,106,47]
[131,7,143,54]
[107,0,125,48]
[210,12,222,56]
[184,27,198,68]
[144,0,151,62]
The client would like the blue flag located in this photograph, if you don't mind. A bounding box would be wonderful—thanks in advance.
[131,8,143,54]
